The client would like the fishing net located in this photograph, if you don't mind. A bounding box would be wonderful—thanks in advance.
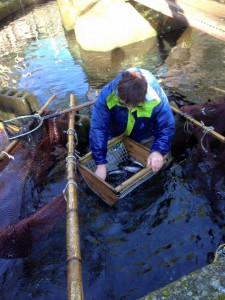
[3,114,43,140]
[179,97,225,226]
[180,97,225,165]
[0,111,90,258]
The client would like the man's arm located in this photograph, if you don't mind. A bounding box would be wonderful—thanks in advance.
[89,79,119,179]
[148,101,175,172]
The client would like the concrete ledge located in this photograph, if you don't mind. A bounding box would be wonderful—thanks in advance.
[140,258,225,300]
[0,87,39,120]
[0,0,47,24]
[74,0,157,51]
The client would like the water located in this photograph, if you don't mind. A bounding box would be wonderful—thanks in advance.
[0,1,225,299]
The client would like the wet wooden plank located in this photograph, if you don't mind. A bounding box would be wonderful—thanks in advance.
[134,0,225,42]
[78,163,118,206]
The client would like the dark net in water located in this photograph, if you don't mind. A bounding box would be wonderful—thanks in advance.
[0,111,89,258]
[180,97,225,175]
[179,97,225,227]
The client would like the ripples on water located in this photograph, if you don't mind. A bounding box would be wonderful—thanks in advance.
[0,1,225,299]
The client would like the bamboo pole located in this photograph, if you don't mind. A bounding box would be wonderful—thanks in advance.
[37,94,56,115]
[0,94,56,161]
[170,104,225,143]
[66,94,83,300]
[209,86,225,94]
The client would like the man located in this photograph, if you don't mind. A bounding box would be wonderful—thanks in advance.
[89,67,175,180]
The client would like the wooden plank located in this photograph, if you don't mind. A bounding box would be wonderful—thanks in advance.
[124,137,149,166]
[78,163,117,206]
[115,157,167,194]
[180,0,225,18]
[134,0,225,42]
[135,0,225,19]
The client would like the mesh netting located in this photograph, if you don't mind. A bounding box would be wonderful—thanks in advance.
[84,140,129,172]
[0,194,66,258]
[180,97,225,180]
[180,98,225,152]
[178,98,225,227]
[0,111,90,258]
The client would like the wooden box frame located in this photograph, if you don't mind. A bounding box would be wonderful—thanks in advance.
[78,135,164,206]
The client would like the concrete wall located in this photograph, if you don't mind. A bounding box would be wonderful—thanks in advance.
[56,0,186,52]
[56,0,97,31]
[0,0,48,24]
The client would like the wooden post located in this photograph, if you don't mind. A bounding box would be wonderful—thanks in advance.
[66,94,84,300]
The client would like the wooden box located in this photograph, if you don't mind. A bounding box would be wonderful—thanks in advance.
[77,135,165,206]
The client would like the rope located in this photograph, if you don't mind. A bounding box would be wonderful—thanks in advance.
[66,141,76,147]
[64,147,78,198]
[65,154,78,168]
[181,111,215,153]
[63,181,78,201]
[66,161,77,168]
[74,132,78,145]
[66,155,77,162]
[0,151,15,160]
[74,150,81,159]
[200,122,215,153]
[169,158,187,171]
[180,112,193,134]
[184,120,192,133]
[66,129,78,146]
[214,243,225,263]
[67,128,75,134]
[200,107,206,115]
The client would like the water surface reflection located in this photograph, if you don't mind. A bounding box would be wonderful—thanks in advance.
[0,1,225,300]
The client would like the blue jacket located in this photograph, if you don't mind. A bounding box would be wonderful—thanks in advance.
[90,68,175,165]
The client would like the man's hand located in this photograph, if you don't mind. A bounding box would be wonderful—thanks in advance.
[95,164,107,180]
[147,151,163,172]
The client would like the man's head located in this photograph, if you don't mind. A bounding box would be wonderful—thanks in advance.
[118,71,147,108]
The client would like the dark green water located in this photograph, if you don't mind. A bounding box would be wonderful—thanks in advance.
[0,1,225,299]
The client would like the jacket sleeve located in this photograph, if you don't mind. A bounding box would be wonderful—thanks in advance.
[89,78,118,165]
[142,71,175,155]
[150,100,175,155]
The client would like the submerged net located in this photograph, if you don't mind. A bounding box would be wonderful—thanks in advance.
[179,97,225,226]
[0,111,90,258]
[0,194,66,258]
[180,97,225,165]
